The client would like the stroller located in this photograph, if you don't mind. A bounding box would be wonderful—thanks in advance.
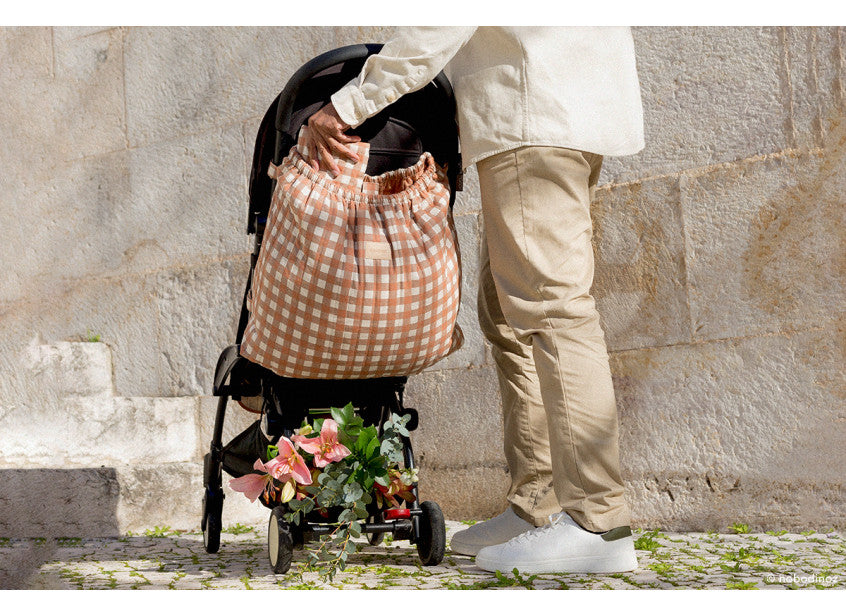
[201,44,463,574]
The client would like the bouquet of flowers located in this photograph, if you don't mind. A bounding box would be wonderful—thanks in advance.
[228,403,417,578]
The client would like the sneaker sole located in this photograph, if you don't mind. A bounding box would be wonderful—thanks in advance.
[475,545,638,574]
[449,538,483,557]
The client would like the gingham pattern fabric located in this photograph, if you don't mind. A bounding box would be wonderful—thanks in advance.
[239,127,463,379]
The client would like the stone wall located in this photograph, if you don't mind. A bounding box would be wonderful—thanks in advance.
[1,26,843,535]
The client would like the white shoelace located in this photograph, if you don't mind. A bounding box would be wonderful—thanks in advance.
[509,512,568,545]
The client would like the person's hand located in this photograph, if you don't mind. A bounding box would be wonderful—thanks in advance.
[304,103,361,176]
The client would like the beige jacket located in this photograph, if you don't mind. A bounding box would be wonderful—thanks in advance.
[331,26,645,168]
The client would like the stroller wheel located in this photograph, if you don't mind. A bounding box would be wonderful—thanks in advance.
[367,515,385,546]
[415,501,446,566]
[268,507,294,574]
[202,488,223,554]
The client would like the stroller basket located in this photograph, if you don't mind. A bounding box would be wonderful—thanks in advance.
[201,43,462,574]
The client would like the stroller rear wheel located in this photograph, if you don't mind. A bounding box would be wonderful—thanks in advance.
[202,488,223,554]
[366,514,385,546]
[268,507,294,574]
[415,501,446,566]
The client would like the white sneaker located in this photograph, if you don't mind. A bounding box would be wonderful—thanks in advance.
[475,511,638,574]
[450,507,535,556]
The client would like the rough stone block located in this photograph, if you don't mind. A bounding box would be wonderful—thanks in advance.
[0,150,131,304]
[416,465,509,523]
[0,341,114,465]
[611,326,846,531]
[0,341,202,466]
[0,27,125,170]
[405,365,504,468]
[52,28,125,156]
[782,26,846,150]
[611,323,845,528]
[2,94,248,308]
[605,27,789,183]
[0,253,249,399]
[124,26,394,148]
[23,341,114,399]
[104,397,201,464]
[627,476,846,532]
[52,27,115,46]
[8,372,200,468]
[0,27,52,81]
[155,258,250,396]
[126,123,250,270]
[116,463,266,534]
[592,176,691,351]
[0,272,163,396]
[681,150,845,341]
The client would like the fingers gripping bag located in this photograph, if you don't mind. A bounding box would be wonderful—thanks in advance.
[239,127,463,379]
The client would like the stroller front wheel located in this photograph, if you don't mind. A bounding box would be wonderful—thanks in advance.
[202,488,223,554]
[415,501,446,566]
[268,507,294,574]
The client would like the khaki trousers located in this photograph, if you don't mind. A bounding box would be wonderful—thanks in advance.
[476,146,631,532]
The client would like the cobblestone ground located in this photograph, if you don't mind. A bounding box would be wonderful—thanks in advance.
[1,521,844,590]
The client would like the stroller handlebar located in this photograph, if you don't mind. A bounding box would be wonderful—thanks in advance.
[274,43,384,141]
[273,43,457,163]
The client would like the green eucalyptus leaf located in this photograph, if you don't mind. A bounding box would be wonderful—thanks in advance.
[343,482,363,502]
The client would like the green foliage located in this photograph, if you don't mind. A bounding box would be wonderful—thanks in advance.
[223,523,254,535]
[444,568,538,590]
[282,404,415,582]
[649,561,674,575]
[730,522,750,534]
[634,529,663,553]
[720,546,759,565]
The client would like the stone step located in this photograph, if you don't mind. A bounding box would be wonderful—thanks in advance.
[23,340,115,399]
[1,341,270,536]
[2,395,203,467]
[0,464,267,537]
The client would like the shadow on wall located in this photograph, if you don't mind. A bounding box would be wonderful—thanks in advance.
[0,467,120,589]
[0,468,121,538]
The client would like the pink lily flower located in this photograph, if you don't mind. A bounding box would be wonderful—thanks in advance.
[228,459,273,502]
[265,436,313,485]
[292,419,351,468]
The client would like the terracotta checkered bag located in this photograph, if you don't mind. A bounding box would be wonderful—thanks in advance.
[239,127,462,379]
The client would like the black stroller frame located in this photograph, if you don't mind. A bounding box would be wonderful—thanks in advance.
[201,44,463,574]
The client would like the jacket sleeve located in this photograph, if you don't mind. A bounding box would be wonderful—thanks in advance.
[331,26,477,128]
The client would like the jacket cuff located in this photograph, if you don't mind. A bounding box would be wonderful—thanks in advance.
[330,81,371,129]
